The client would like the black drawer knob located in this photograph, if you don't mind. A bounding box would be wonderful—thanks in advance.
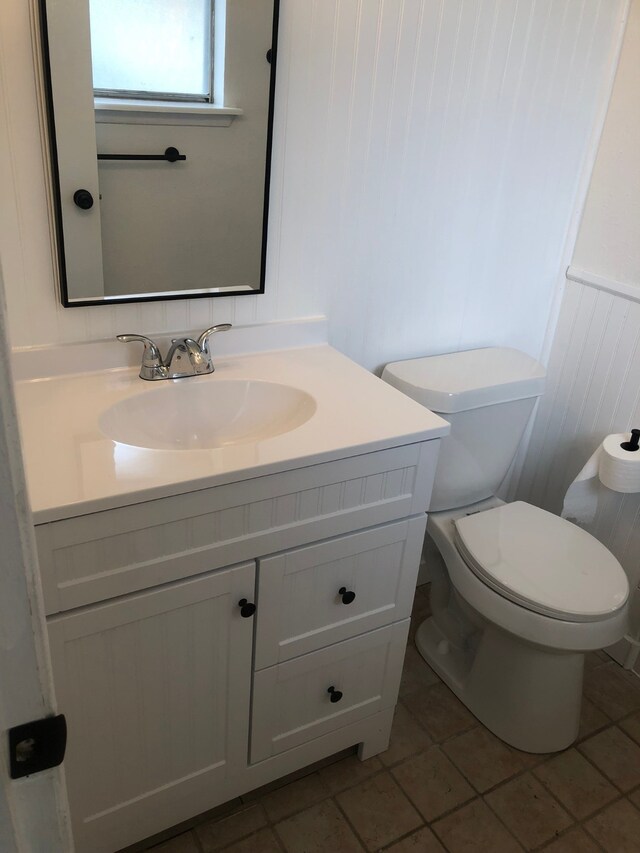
[338,587,356,605]
[327,686,343,703]
[73,189,94,210]
[238,598,256,618]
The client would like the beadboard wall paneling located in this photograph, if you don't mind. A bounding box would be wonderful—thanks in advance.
[518,280,640,642]
[313,0,627,371]
[0,0,627,371]
[524,7,640,659]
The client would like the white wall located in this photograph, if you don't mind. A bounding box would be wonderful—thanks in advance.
[0,0,626,373]
[572,0,640,288]
[520,1,640,661]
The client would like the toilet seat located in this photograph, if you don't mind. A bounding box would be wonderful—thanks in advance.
[454,501,628,623]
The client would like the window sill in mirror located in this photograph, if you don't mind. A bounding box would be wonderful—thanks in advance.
[94,98,243,127]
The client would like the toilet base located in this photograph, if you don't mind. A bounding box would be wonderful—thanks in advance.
[415,616,584,753]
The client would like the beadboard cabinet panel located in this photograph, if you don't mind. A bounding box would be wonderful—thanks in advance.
[48,562,255,853]
[255,516,425,669]
[37,441,438,614]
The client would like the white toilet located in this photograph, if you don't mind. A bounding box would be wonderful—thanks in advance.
[382,347,629,753]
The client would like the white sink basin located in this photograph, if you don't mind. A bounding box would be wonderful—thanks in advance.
[99,379,317,450]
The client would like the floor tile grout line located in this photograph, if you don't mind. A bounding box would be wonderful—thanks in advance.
[398,692,477,745]
[377,824,431,852]
[389,760,478,834]
[390,717,548,800]
[263,822,288,853]
[439,735,537,799]
[574,719,614,745]
[317,762,389,800]
[579,790,631,825]
[529,824,574,852]
[259,766,390,826]
[430,824,457,853]
[617,706,640,731]
[583,665,640,722]
[584,787,640,831]
[530,760,612,826]
[427,797,527,853]
[574,728,640,795]
[580,800,624,852]
[480,788,565,853]
[193,827,205,853]
[270,821,289,853]
[328,794,371,851]
[572,817,608,853]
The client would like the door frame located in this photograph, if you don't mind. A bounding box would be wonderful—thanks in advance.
[0,261,73,851]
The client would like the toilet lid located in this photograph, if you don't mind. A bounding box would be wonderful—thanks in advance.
[454,502,629,622]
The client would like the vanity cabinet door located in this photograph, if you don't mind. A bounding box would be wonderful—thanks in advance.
[47,562,255,853]
[255,516,426,668]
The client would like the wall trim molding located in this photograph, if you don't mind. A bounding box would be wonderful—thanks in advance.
[567,266,640,303]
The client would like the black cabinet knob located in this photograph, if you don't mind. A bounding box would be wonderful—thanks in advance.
[238,598,256,618]
[327,686,343,703]
[338,587,356,605]
[73,189,94,210]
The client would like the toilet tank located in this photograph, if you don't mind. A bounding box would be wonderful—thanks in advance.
[382,348,545,511]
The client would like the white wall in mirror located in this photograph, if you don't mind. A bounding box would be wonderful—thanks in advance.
[0,0,629,373]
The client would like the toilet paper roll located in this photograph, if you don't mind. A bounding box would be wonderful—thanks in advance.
[599,433,640,492]
[562,432,640,526]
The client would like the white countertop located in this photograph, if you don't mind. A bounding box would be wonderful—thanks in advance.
[15,345,449,524]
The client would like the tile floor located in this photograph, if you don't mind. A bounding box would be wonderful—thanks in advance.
[127,585,640,853]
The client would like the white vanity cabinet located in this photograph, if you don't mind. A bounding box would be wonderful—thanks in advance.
[36,440,439,853]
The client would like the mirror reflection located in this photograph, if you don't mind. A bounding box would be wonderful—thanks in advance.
[40,0,279,305]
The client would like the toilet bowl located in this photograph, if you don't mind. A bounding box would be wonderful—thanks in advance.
[420,497,628,752]
[382,347,630,753]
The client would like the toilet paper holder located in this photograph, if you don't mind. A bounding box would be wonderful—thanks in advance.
[620,428,640,452]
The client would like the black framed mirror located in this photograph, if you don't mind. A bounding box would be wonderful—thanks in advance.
[38,0,279,306]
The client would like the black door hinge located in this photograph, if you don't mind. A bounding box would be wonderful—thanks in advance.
[8,714,67,779]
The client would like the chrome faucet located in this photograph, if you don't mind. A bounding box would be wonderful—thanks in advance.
[117,324,232,380]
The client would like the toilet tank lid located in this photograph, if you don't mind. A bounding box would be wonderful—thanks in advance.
[381,347,546,413]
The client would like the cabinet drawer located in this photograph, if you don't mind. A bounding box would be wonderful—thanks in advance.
[255,517,425,669]
[250,620,409,764]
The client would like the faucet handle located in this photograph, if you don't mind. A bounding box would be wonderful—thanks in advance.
[117,334,166,380]
[197,323,232,353]
[117,334,162,364]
